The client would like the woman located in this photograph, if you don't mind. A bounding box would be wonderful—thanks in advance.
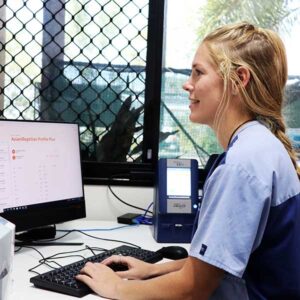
[76,22,300,299]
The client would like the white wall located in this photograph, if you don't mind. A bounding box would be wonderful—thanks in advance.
[83,185,154,221]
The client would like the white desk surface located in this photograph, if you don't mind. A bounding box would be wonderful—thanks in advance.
[9,220,190,300]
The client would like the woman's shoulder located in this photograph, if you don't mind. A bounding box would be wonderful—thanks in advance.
[227,121,287,164]
[224,122,300,203]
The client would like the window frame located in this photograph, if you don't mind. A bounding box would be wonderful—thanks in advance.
[82,0,166,187]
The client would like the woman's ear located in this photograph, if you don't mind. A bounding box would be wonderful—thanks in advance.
[231,66,250,95]
[236,66,250,87]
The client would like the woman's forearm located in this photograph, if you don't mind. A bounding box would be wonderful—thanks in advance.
[147,258,187,278]
[116,269,193,300]
[114,257,223,300]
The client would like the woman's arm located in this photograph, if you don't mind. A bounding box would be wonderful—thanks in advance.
[77,256,224,300]
[101,255,186,279]
[148,258,186,277]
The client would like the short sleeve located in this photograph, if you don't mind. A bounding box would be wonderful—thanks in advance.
[189,163,271,277]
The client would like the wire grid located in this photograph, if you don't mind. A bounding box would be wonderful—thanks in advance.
[0,0,148,162]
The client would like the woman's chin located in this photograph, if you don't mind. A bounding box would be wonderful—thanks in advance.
[189,114,204,124]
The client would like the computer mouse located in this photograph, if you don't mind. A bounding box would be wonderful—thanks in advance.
[157,246,188,260]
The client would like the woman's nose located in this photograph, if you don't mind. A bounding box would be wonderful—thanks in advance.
[182,80,193,92]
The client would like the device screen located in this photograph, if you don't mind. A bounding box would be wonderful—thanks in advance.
[0,121,83,212]
[166,167,191,197]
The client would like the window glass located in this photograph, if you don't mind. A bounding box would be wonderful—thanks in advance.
[159,0,300,167]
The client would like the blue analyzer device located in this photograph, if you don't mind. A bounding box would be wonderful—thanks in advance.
[152,158,199,243]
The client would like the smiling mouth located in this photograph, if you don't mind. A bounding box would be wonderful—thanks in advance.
[190,99,200,104]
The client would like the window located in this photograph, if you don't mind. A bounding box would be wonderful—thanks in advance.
[0,0,164,186]
[159,0,300,165]
[1,0,299,187]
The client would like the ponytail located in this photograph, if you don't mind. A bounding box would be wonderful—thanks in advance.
[258,115,300,179]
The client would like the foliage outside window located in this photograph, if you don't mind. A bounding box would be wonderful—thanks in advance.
[159,0,300,166]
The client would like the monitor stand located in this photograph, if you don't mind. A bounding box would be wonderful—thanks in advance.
[14,225,83,246]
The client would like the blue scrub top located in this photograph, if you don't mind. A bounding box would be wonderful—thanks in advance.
[189,121,300,300]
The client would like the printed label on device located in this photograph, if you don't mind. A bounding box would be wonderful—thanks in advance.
[167,199,192,213]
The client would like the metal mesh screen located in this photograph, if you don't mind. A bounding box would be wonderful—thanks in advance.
[0,0,148,162]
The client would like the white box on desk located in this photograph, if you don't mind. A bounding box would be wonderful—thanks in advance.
[0,217,15,300]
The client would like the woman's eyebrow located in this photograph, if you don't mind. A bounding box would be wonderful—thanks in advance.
[192,62,204,68]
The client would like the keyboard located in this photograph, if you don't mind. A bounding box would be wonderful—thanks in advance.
[30,245,163,298]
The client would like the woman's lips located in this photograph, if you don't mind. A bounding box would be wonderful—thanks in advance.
[189,99,200,109]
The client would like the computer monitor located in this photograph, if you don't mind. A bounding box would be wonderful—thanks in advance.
[0,119,86,237]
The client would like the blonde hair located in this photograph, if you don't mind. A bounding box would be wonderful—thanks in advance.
[203,22,300,178]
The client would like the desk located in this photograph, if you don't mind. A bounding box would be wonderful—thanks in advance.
[9,220,189,300]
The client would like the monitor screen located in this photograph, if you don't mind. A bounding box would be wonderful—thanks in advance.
[0,119,86,233]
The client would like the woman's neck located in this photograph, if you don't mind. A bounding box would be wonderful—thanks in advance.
[216,115,254,149]
[227,119,254,148]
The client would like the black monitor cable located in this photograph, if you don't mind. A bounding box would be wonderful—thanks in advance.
[15,228,141,249]
[16,229,142,275]
[56,229,141,248]
[16,245,107,275]
[108,173,153,215]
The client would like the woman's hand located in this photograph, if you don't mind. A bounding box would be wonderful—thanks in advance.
[76,262,122,299]
[75,256,154,299]
[101,255,154,280]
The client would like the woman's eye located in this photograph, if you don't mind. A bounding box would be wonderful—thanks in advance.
[194,69,203,76]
